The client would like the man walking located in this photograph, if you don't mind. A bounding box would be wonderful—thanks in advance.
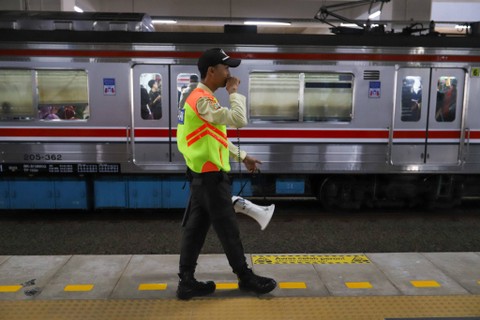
[176,48,277,300]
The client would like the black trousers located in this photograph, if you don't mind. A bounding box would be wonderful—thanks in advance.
[179,170,248,275]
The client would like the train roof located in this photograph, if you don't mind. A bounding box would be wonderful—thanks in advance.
[0,10,479,50]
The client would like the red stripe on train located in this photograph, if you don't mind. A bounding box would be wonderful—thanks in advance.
[0,128,466,140]
[0,128,169,138]
[229,129,389,139]
[1,49,480,63]
[393,130,462,139]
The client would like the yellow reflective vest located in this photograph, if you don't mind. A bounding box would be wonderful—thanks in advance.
[177,87,230,173]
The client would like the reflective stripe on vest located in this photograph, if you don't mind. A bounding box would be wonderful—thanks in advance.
[176,87,230,173]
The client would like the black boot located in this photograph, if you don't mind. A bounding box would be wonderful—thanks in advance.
[176,273,216,300]
[237,268,276,294]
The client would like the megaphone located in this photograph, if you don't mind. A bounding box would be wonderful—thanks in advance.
[232,196,274,231]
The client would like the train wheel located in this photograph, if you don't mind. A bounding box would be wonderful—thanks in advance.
[318,177,363,211]
[423,175,462,209]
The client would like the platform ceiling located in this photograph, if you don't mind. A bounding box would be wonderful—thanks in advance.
[0,0,478,34]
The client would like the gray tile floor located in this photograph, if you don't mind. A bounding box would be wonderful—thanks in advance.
[0,252,479,300]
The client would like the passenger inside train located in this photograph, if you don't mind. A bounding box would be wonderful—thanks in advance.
[401,77,422,122]
[147,78,162,119]
[435,77,457,122]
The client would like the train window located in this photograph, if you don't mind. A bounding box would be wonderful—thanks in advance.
[177,73,199,109]
[140,73,162,120]
[435,76,457,122]
[249,73,300,121]
[303,73,353,121]
[401,76,422,122]
[249,72,354,122]
[0,69,35,120]
[36,70,89,120]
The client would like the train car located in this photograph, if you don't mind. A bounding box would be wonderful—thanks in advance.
[1,11,480,210]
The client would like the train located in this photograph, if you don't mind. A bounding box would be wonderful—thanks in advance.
[1,11,480,211]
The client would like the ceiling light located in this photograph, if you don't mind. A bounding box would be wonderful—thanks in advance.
[152,19,177,24]
[340,23,362,28]
[244,21,291,26]
[74,5,83,13]
[368,10,381,19]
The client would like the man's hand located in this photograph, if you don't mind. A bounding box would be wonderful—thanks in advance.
[242,155,262,173]
[226,77,240,95]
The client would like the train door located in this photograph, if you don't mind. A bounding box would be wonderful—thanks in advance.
[131,64,170,167]
[391,67,465,166]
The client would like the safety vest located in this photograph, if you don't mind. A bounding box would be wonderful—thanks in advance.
[177,87,230,173]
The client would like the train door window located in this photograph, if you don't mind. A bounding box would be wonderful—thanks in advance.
[139,73,163,120]
[400,76,422,122]
[177,73,199,109]
[303,73,353,121]
[0,69,35,120]
[36,70,89,120]
[435,76,457,122]
[249,72,300,121]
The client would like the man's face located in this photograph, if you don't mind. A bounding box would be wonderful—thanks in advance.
[211,64,231,87]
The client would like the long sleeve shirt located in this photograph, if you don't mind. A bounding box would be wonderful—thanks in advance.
[195,83,247,161]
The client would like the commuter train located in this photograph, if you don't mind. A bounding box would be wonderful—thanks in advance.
[1,11,480,210]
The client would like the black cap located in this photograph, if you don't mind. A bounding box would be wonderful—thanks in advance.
[197,48,241,75]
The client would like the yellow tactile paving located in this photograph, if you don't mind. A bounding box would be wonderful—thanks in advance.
[279,282,307,289]
[215,283,238,290]
[410,280,441,288]
[0,285,22,293]
[138,284,168,291]
[345,282,373,289]
[0,296,479,320]
[64,284,94,292]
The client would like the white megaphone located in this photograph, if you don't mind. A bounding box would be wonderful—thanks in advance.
[232,196,274,230]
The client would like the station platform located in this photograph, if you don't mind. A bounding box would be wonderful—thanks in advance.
[0,252,479,319]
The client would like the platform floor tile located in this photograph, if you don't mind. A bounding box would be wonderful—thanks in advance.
[0,256,10,265]
[254,261,329,297]
[111,254,178,299]
[368,253,469,295]
[0,255,70,300]
[423,252,480,294]
[313,257,401,296]
[0,295,479,320]
[38,255,131,300]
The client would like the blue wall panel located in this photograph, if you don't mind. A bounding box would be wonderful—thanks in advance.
[232,178,252,197]
[163,177,189,208]
[0,179,10,209]
[9,178,55,209]
[54,179,88,209]
[94,177,128,208]
[128,178,162,209]
[276,178,305,195]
